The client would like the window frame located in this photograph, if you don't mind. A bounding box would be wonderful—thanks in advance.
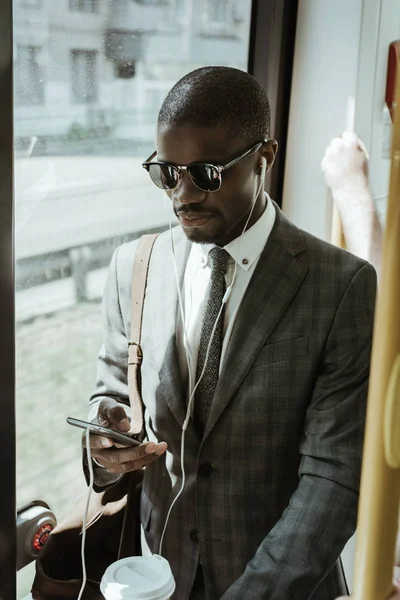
[248,0,299,207]
[0,0,16,597]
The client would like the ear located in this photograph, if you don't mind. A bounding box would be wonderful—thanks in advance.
[261,139,278,172]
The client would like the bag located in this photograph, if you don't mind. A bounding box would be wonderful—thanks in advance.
[32,472,142,600]
[31,233,159,600]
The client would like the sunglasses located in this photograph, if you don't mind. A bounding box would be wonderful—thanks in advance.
[142,138,269,193]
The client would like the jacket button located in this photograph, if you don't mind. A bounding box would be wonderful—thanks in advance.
[198,463,213,477]
[189,529,198,543]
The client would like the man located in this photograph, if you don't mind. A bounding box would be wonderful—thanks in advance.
[322,131,400,600]
[86,67,377,599]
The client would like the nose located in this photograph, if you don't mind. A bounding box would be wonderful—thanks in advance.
[172,171,207,207]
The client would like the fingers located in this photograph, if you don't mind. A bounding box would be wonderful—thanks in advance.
[321,129,369,189]
[329,137,344,150]
[96,441,164,463]
[97,451,163,474]
[325,134,359,156]
[90,441,168,474]
[326,131,368,157]
[88,400,168,474]
[342,130,359,146]
[343,131,370,159]
[82,433,113,450]
[98,398,131,432]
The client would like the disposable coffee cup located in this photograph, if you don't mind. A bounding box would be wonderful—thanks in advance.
[100,554,176,600]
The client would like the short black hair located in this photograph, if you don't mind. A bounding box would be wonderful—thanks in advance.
[158,66,271,146]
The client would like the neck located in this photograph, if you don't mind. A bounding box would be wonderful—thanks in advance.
[217,191,266,246]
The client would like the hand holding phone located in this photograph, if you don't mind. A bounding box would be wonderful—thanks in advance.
[73,398,167,474]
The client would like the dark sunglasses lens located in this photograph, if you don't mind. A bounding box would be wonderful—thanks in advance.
[189,165,221,192]
[148,164,179,190]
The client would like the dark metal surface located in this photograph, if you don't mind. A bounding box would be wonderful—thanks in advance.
[0,0,16,598]
[248,0,299,207]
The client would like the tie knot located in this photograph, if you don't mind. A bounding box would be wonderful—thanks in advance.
[208,247,230,274]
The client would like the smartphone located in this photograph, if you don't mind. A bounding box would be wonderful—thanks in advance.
[66,417,141,448]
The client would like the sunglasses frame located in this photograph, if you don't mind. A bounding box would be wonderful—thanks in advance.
[142,138,270,192]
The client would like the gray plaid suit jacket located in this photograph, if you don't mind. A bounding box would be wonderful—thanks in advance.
[89,201,377,600]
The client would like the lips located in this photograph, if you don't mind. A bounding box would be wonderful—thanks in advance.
[178,213,213,228]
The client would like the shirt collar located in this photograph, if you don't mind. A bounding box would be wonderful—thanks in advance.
[198,194,276,272]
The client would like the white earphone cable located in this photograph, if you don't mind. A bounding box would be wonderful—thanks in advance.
[77,427,95,600]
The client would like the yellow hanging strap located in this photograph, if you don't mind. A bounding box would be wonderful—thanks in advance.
[331,203,346,248]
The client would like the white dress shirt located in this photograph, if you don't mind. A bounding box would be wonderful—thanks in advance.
[177,195,276,396]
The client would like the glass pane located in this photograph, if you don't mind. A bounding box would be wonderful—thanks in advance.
[14,0,252,597]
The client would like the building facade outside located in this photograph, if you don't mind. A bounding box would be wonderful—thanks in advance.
[14,0,251,156]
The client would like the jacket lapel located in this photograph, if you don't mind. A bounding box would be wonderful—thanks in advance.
[203,204,309,441]
[146,228,191,429]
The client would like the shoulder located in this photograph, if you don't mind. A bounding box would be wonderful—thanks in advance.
[271,205,377,304]
[114,227,180,268]
[274,204,376,286]
[112,227,184,286]
[295,229,377,316]
[299,227,376,286]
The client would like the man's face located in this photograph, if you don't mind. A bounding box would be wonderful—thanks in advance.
[156,124,277,246]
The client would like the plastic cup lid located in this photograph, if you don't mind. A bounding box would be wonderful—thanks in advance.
[100,555,176,600]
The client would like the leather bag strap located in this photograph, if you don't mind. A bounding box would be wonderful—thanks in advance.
[128,233,159,434]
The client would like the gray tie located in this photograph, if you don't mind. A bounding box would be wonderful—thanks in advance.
[194,247,230,434]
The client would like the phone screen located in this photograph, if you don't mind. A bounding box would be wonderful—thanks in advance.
[66,417,141,448]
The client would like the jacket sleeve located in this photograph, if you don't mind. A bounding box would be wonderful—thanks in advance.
[83,243,138,491]
[220,262,377,600]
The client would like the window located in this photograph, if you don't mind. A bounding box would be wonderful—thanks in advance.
[208,0,228,23]
[202,0,235,37]
[13,0,252,597]
[71,50,98,104]
[69,0,99,13]
[14,45,44,106]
